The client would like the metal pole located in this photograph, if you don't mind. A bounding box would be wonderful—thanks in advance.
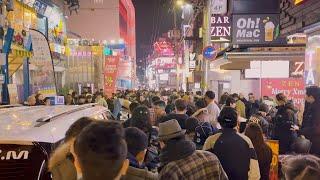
[174,5,180,91]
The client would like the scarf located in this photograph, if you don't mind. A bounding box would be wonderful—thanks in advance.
[159,138,196,166]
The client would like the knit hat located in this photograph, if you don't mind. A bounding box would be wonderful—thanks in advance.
[125,127,148,156]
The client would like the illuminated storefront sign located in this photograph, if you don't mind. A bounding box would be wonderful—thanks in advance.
[211,15,231,42]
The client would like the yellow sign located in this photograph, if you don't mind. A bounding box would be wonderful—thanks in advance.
[266,140,279,180]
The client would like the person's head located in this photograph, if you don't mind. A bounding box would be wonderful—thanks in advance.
[263,96,269,101]
[258,103,269,118]
[35,93,44,101]
[226,96,236,108]
[151,96,161,106]
[78,95,86,105]
[276,93,287,106]
[154,100,166,115]
[131,105,152,133]
[248,93,255,103]
[44,97,51,106]
[196,91,202,96]
[65,117,94,142]
[282,155,320,180]
[66,94,73,105]
[129,102,140,114]
[27,95,36,106]
[219,93,229,105]
[232,93,239,101]
[305,86,320,104]
[244,123,265,149]
[86,95,93,103]
[218,107,238,129]
[185,117,199,135]
[174,99,187,113]
[158,119,187,149]
[72,121,129,180]
[124,127,148,165]
[205,91,215,103]
[195,98,207,110]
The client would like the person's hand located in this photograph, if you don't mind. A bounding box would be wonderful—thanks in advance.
[290,125,300,131]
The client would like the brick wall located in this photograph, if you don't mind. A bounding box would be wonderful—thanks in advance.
[281,0,320,36]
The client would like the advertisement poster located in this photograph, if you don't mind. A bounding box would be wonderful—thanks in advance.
[211,0,227,14]
[8,84,19,104]
[261,78,305,106]
[104,56,120,97]
[266,140,279,180]
[29,29,57,96]
[232,14,280,45]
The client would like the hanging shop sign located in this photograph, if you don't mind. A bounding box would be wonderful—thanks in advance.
[261,78,305,106]
[211,15,231,42]
[203,46,217,60]
[290,61,304,78]
[33,0,48,15]
[29,29,57,96]
[104,56,120,97]
[232,14,280,45]
[211,0,227,15]
[293,0,307,5]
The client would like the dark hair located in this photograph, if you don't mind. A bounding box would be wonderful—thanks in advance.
[232,93,239,99]
[245,123,270,161]
[175,99,187,111]
[154,100,166,108]
[129,102,140,113]
[282,155,320,180]
[276,93,287,103]
[195,99,207,109]
[205,91,215,100]
[125,127,148,156]
[259,103,269,113]
[151,96,161,104]
[226,96,236,106]
[132,105,152,133]
[218,107,238,128]
[196,91,202,96]
[219,94,229,105]
[185,117,199,134]
[65,117,93,141]
[74,121,126,180]
[306,86,320,102]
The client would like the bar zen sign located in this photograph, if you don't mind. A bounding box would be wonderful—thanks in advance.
[211,15,231,42]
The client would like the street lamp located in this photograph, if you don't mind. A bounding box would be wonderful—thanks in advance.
[176,0,184,7]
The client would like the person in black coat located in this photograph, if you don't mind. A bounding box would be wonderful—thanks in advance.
[273,93,298,154]
[300,86,320,157]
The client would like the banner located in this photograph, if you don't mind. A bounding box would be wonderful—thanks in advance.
[29,29,57,96]
[104,56,120,97]
[266,140,279,180]
[232,14,280,45]
[261,78,305,106]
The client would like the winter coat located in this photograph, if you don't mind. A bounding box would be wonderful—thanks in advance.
[48,142,77,180]
[122,166,158,180]
[300,102,320,156]
[273,103,298,154]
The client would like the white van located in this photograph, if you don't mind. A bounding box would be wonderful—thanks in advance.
[0,104,113,180]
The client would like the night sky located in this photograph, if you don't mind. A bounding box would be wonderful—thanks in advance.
[132,0,174,66]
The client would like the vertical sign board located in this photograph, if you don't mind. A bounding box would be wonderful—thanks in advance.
[232,14,280,45]
[104,56,120,98]
[29,29,57,96]
[266,140,279,180]
[211,15,232,42]
[211,0,228,14]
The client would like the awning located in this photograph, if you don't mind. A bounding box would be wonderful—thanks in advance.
[212,48,305,70]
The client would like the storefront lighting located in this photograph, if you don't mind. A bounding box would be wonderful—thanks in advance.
[176,0,184,7]
[110,40,116,44]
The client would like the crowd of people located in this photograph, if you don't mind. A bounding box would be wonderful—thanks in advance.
[44,85,320,180]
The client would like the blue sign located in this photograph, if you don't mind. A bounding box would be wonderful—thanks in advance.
[203,46,217,60]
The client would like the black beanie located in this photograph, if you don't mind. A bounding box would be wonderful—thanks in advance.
[125,127,148,156]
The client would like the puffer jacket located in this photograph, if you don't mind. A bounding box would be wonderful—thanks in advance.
[48,142,77,180]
